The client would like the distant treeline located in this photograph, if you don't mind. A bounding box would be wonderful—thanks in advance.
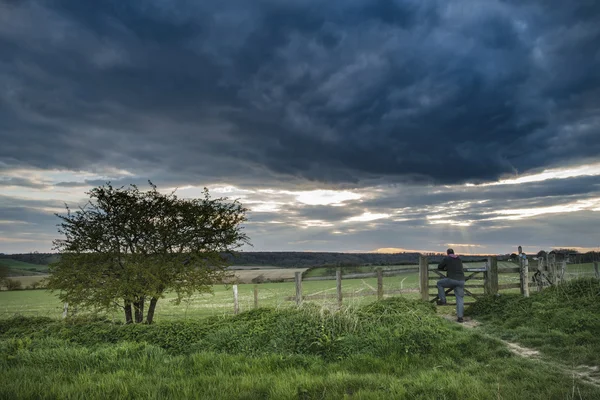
[223,251,490,267]
[2,251,488,268]
[0,252,59,265]
[2,250,597,268]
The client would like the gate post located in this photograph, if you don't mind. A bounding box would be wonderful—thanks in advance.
[419,255,429,301]
[377,268,383,300]
[485,256,498,295]
[336,268,343,308]
[295,272,303,306]
[520,257,529,298]
[549,253,557,284]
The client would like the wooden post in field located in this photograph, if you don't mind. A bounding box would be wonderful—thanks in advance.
[377,268,384,300]
[419,255,429,301]
[295,272,303,307]
[336,268,343,308]
[549,254,557,285]
[594,261,599,279]
[485,256,498,295]
[560,260,567,282]
[253,285,259,309]
[62,302,68,319]
[520,257,529,297]
[233,285,239,315]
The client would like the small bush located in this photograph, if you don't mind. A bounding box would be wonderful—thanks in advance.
[4,279,22,291]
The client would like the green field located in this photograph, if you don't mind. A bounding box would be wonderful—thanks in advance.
[4,261,592,321]
[0,259,49,276]
[0,273,422,320]
[1,259,599,399]
[1,285,599,399]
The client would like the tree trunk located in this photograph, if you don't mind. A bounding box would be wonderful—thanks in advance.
[145,297,159,324]
[124,301,133,324]
[134,297,145,323]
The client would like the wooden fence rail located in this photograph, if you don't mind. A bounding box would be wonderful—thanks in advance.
[229,253,597,315]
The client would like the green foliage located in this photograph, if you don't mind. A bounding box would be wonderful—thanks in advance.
[468,278,600,364]
[48,182,249,324]
[0,297,451,359]
[3,278,23,291]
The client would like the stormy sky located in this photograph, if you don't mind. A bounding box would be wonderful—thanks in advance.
[1,0,599,255]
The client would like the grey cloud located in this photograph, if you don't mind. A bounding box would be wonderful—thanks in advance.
[0,0,598,187]
[0,177,48,189]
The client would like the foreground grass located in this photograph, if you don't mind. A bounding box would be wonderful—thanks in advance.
[1,297,599,399]
[468,278,600,366]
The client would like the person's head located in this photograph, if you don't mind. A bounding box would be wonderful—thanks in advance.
[447,248,454,255]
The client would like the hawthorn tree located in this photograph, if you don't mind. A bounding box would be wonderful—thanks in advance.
[48,182,249,324]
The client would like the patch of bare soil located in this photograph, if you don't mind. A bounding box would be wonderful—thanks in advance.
[570,365,600,387]
[502,340,540,358]
[440,314,480,328]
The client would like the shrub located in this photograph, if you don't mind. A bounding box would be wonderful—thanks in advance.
[4,279,22,291]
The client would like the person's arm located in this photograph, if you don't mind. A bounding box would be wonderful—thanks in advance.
[438,258,447,271]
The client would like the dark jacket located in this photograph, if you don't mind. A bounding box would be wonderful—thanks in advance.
[438,254,465,281]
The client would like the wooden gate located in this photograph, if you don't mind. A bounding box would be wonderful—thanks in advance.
[419,256,500,305]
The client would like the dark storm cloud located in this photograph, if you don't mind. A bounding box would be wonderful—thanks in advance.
[1,0,599,186]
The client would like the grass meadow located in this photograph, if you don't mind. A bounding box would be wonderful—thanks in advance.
[1,263,598,398]
[2,261,592,321]
[2,290,600,399]
[0,259,49,276]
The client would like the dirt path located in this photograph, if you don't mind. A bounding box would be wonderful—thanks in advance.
[441,315,600,388]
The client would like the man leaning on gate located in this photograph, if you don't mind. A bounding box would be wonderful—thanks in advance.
[436,248,465,323]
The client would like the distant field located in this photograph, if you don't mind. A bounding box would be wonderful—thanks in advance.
[0,267,423,320]
[1,262,594,321]
[227,267,308,283]
[0,259,49,276]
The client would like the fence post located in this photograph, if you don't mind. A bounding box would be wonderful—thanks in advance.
[594,261,599,279]
[419,255,429,301]
[520,258,529,298]
[336,268,343,308]
[483,260,490,295]
[549,254,557,285]
[560,260,567,282]
[377,268,383,300]
[233,285,239,315]
[485,256,498,295]
[295,272,302,307]
[254,285,259,309]
[62,302,69,319]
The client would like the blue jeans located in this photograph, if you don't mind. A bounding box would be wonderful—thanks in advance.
[437,278,465,318]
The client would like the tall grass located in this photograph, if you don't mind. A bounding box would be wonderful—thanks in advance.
[468,277,600,365]
[2,296,599,399]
